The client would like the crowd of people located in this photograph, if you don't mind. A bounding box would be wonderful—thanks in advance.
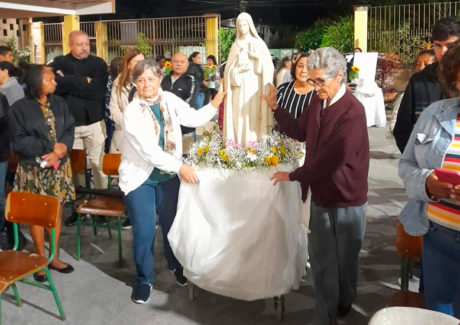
[0,13,459,325]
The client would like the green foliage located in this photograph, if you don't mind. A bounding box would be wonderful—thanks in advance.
[137,32,152,58]
[369,20,425,64]
[295,19,331,52]
[219,27,236,62]
[320,16,354,53]
[4,37,30,64]
[396,23,424,65]
[119,32,153,58]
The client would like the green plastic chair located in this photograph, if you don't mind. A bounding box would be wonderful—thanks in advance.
[0,192,65,324]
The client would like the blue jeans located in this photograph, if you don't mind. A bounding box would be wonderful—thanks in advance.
[196,92,204,109]
[423,222,460,317]
[0,161,7,231]
[125,176,182,285]
[309,202,367,325]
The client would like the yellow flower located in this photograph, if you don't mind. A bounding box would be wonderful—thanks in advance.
[198,147,204,155]
[205,145,209,153]
[272,146,277,153]
[264,155,279,167]
[222,155,229,162]
[298,152,304,158]
[212,65,216,69]
[204,65,212,69]
[164,61,172,68]
[220,149,225,156]
[280,146,286,155]
[245,148,255,154]
[351,66,360,73]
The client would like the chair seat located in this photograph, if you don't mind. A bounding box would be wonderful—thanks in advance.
[0,250,49,292]
[76,196,125,217]
[389,290,425,308]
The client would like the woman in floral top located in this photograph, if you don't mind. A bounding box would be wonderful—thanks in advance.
[8,64,75,282]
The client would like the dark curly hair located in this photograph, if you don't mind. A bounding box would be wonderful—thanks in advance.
[290,52,310,80]
[439,42,460,97]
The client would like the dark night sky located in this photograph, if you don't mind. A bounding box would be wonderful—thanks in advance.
[84,0,370,27]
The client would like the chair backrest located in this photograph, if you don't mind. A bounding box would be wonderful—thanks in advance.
[395,220,422,259]
[5,192,60,228]
[102,153,121,176]
[69,149,86,174]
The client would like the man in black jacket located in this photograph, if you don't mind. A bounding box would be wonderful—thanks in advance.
[161,52,197,134]
[0,93,9,232]
[393,17,460,153]
[51,30,108,192]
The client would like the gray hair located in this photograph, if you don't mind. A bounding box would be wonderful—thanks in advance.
[131,59,162,81]
[307,47,347,84]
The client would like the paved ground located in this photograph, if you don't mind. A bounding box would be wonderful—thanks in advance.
[2,126,410,325]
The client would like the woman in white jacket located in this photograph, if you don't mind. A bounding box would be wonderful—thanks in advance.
[119,59,224,304]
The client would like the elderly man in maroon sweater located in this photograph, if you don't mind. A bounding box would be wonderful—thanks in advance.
[264,47,369,325]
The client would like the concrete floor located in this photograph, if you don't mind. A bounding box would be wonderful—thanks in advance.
[2,127,409,325]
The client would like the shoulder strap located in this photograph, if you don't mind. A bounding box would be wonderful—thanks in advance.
[128,86,137,103]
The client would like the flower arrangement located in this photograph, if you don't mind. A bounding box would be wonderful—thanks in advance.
[164,61,172,75]
[348,65,360,81]
[185,126,304,171]
[203,64,216,80]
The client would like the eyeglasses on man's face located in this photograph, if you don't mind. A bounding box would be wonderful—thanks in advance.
[307,78,326,88]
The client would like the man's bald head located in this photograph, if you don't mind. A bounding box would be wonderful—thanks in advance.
[69,30,90,60]
[171,52,189,77]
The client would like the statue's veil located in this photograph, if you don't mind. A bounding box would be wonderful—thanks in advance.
[235,12,261,41]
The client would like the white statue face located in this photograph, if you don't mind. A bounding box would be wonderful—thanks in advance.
[238,20,249,37]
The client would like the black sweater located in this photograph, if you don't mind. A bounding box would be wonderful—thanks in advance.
[0,93,9,162]
[8,95,75,166]
[50,54,108,126]
[393,62,445,153]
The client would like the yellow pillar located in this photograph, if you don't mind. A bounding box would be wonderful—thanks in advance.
[205,15,219,63]
[62,15,80,55]
[30,21,45,64]
[95,21,108,62]
[354,6,368,52]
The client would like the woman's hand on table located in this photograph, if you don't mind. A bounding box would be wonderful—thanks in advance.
[41,151,60,168]
[261,83,277,111]
[211,84,226,108]
[179,164,199,184]
[426,172,454,200]
[270,171,290,185]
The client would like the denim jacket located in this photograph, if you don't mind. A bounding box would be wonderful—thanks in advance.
[398,97,460,236]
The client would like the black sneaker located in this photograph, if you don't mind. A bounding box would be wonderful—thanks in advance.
[171,268,187,286]
[131,283,152,304]
[337,304,352,317]
[122,218,132,230]
[65,213,78,226]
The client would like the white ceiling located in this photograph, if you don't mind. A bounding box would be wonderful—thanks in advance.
[0,0,115,18]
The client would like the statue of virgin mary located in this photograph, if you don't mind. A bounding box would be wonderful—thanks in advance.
[223,12,274,145]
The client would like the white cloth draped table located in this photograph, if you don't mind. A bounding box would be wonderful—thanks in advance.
[168,165,309,301]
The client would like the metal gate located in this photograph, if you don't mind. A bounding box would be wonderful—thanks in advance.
[368,1,459,62]
[44,14,219,64]
[105,15,214,62]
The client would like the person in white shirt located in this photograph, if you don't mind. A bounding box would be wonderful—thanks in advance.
[119,59,224,304]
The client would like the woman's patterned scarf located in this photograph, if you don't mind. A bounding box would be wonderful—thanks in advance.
[138,90,177,156]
